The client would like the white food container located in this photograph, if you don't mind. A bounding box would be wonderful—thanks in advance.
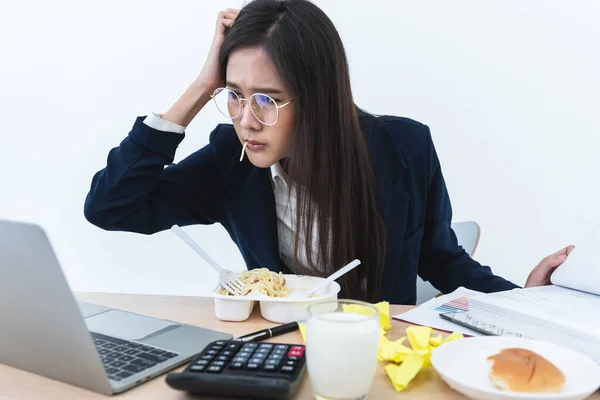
[211,274,341,323]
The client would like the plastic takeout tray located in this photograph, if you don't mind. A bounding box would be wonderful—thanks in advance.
[211,274,341,323]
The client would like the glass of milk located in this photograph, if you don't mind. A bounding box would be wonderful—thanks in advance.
[306,299,380,400]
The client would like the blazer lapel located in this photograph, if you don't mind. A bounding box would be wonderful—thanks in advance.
[225,166,283,273]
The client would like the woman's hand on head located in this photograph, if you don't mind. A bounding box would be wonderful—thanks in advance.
[524,245,575,287]
[161,9,239,127]
[197,8,240,91]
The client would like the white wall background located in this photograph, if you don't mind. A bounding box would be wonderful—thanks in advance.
[1,0,598,297]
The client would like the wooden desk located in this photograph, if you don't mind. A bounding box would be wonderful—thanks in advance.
[1,293,598,400]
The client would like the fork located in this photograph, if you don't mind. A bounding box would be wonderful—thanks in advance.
[170,225,244,296]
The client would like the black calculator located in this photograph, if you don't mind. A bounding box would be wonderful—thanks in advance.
[166,339,307,399]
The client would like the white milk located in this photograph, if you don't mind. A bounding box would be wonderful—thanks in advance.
[306,312,380,399]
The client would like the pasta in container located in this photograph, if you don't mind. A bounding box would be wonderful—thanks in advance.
[212,271,341,323]
[217,268,289,298]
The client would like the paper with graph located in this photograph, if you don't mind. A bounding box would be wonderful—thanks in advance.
[392,287,484,336]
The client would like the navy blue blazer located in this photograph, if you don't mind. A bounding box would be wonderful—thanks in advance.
[84,113,518,304]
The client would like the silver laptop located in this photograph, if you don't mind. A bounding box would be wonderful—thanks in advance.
[0,219,232,395]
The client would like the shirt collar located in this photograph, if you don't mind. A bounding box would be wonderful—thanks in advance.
[269,161,289,189]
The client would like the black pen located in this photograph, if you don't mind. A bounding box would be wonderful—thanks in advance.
[235,321,300,342]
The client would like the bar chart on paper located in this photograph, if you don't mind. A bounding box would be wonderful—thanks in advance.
[392,288,484,336]
[434,296,469,314]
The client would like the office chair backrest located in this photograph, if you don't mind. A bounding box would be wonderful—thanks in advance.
[415,221,481,305]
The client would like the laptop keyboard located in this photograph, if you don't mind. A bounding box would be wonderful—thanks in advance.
[91,332,179,381]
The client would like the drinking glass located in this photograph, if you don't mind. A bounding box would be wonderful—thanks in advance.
[306,299,380,400]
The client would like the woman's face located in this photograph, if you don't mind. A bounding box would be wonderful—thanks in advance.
[225,46,296,168]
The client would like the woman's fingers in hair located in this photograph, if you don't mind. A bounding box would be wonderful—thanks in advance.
[217,9,239,29]
[222,11,238,20]
[222,17,234,28]
[220,9,239,21]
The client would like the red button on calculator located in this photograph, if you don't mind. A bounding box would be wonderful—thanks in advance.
[288,346,304,357]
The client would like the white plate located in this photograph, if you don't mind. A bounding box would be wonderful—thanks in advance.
[431,336,600,400]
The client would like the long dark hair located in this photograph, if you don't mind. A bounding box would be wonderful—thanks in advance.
[219,0,385,302]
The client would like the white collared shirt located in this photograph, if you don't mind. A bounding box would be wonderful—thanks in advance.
[269,162,321,273]
[143,114,319,273]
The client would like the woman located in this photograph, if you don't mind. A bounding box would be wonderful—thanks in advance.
[84,0,572,304]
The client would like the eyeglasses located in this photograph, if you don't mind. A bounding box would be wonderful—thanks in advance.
[211,87,293,126]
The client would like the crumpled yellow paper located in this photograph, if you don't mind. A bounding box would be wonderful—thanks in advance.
[298,301,464,392]
[342,301,392,331]
[383,325,464,391]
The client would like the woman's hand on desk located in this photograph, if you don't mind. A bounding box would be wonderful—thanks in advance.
[524,245,576,287]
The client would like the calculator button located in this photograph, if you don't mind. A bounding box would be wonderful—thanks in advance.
[284,360,296,366]
[200,354,214,360]
[246,363,260,370]
[288,350,304,357]
[226,343,239,350]
[233,357,248,363]
[210,345,223,352]
[206,349,219,355]
[206,365,224,373]
[216,355,229,361]
[215,341,226,346]
[256,348,271,355]
[210,361,226,368]
[265,359,280,366]
[190,364,205,372]
[262,364,277,371]
[275,344,288,351]
[242,343,259,349]
[287,356,300,361]
[221,350,233,357]
[238,351,252,358]
[258,343,274,349]
[268,354,283,362]
[281,365,295,373]
[195,359,210,366]
[249,357,263,364]
[229,362,244,369]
